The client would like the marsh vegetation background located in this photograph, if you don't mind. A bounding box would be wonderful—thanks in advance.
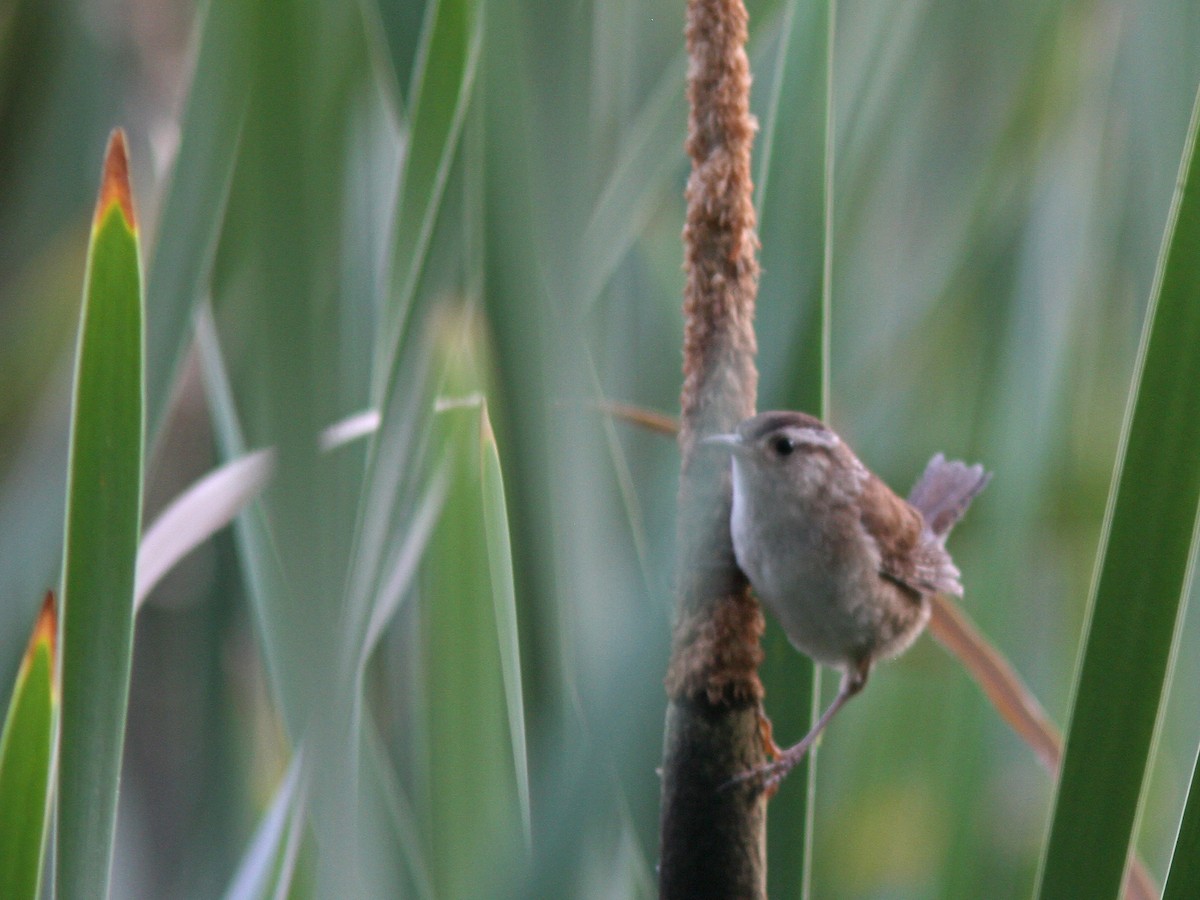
[1,0,1198,896]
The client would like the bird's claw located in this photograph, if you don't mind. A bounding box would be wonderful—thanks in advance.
[720,756,795,795]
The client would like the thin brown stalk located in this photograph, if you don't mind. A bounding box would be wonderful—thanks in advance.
[596,400,679,437]
[658,0,766,896]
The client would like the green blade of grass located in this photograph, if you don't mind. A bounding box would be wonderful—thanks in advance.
[577,49,686,312]
[423,396,526,896]
[752,1,833,895]
[1163,746,1200,900]
[1035,81,1200,899]
[56,130,145,900]
[193,305,301,734]
[360,719,436,900]
[144,0,251,443]
[479,402,531,847]
[420,310,527,895]
[0,593,57,900]
[752,0,831,414]
[222,749,307,900]
[374,0,484,399]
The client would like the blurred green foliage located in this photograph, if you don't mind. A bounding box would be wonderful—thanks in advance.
[1,0,1198,896]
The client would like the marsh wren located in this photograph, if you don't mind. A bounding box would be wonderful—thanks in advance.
[705,411,990,789]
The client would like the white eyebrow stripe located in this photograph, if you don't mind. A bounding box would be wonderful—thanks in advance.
[782,426,840,449]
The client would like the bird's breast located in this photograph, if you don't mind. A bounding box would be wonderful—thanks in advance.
[729,466,915,667]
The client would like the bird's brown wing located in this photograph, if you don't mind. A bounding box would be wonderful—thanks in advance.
[860,473,961,597]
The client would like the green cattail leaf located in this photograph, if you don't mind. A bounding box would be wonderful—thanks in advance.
[423,310,526,896]
[0,593,57,900]
[1036,82,1200,899]
[56,129,145,900]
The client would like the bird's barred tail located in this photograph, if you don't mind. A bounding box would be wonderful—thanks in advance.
[907,453,991,542]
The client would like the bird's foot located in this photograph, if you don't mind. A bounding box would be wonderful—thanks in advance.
[722,742,811,795]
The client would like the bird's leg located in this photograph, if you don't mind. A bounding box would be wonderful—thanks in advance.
[726,659,870,793]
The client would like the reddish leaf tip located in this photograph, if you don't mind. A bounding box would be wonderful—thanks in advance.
[16,591,56,686]
[95,128,136,231]
[32,590,57,659]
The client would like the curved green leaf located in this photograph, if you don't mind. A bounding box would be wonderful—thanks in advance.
[1036,81,1200,899]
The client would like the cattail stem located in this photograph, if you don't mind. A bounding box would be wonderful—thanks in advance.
[659,0,766,896]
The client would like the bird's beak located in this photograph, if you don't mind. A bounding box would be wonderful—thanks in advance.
[701,433,744,453]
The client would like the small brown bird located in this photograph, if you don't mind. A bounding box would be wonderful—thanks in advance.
[705,411,990,789]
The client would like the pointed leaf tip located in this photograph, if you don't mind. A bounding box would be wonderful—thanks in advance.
[17,592,56,688]
[32,591,56,659]
[95,129,136,230]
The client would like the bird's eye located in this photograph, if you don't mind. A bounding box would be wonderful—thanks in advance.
[771,435,795,457]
